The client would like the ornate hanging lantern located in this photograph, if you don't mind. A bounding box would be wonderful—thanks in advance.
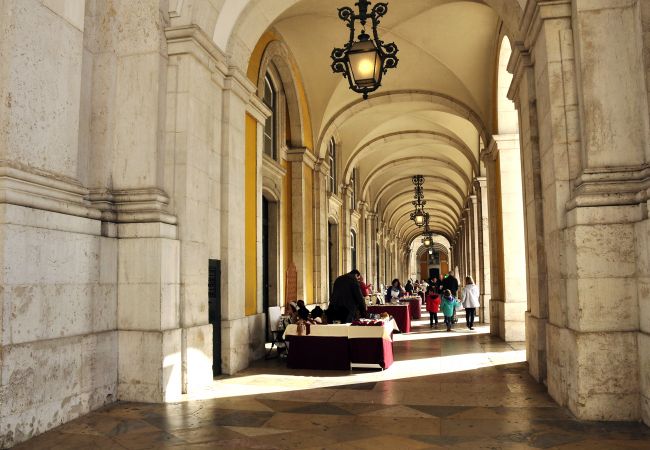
[410,175,427,227]
[331,0,399,99]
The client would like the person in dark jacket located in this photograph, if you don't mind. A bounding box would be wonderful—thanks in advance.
[404,279,414,294]
[326,269,366,323]
[442,272,459,297]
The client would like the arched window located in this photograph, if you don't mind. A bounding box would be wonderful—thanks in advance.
[350,230,357,270]
[263,74,276,159]
[328,137,337,194]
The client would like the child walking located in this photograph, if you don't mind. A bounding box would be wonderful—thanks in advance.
[440,289,460,332]
[425,285,441,328]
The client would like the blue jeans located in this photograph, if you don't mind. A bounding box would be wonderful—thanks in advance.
[444,315,453,329]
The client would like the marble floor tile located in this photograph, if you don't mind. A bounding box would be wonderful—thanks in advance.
[12,320,650,449]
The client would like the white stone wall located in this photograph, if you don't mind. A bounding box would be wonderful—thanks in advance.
[0,206,117,447]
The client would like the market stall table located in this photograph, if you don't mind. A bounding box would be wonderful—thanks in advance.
[348,320,395,369]
[283,324,349,370]
[401,297,422,319]
[283,322,396,370]
[367,303,411,333]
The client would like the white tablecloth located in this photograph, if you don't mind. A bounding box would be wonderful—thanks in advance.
[284,321,396,340]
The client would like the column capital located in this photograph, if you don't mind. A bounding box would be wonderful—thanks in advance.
[313,157,330,175]
[473,176,488,189]
[286,147,317,169]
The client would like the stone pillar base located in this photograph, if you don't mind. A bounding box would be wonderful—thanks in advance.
[525,312,547,382]
[546,322,640,421]
[118,329,182,403]
[221,313,266,375]
[490,299,526,341]
[480,295,491,324]
[183,324,214,395]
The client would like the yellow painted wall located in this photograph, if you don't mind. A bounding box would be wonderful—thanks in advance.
[245,114,257,316]
[282,161,293,304]
[246,31,314,150]
[305,168,314,303]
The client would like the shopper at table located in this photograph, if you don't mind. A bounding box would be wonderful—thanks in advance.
[385,279,405,302]
[425,285,441,328]
[296,299,310,321]
[310,306,324,324]
[461,276,480,330]
[288,301,300,324]
[326,269,367,323]
[404,279,414,294]
[440,289,460,332]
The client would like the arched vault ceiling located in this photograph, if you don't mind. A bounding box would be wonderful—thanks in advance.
[206,0,528,241]
[271,1,499,139]
[344,129,479,184]
[362,158,470,202]
[370,176,465,211]
[382,192,461,225]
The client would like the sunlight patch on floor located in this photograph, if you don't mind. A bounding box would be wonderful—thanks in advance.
[183,348,526,401]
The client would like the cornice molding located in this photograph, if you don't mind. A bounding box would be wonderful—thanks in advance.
[88,188,177,224]
[567,164,650,210]
[286,147,317,169]
[0,162,100,219]
[0,162,178,225]
[247,94,271,124]
[165,25,228,80]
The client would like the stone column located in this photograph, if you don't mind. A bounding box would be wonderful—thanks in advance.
[357,201,368,276]
[519,0,648,422]
[286,147,317,302]
[340,185,352,271]
[469,194,481,287]
[486,135,527,341]
[219,68,255,374]
[313,159,330,303]
[474,177,491,324]
[366,212,377,289]
[509,44,547,381]
[166,24,238,395]
[0,1,120,443]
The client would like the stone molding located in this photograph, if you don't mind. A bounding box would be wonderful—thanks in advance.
[224,66,257,102]
[0,161,100,220]
[262,154,286,202]
[313,157,330,176]
[520,0,572,51]
[165,25,228,78]
[247,94,271,124]
[567,164,650,210]
[88,188,177,225]
[286,147,317,169]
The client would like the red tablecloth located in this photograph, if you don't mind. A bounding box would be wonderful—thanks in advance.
[401,298,422,320]
[348,338,393,369]
[284,323,394,370]
[286,335,350,370]
[367,304,410,333]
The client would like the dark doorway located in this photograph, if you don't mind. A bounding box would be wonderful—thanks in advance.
[208,259,221,377]
[429,268,440,280]
[263,197,270,339]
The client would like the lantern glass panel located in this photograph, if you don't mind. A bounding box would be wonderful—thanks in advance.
[423,236,432,247]
[348,40,380,87]
[414,212,425,226]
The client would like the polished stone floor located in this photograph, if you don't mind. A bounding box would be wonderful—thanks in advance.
[15,315,650,449]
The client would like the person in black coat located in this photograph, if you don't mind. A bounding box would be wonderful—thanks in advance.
[327,269,367,323]
[442,272,459,297]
